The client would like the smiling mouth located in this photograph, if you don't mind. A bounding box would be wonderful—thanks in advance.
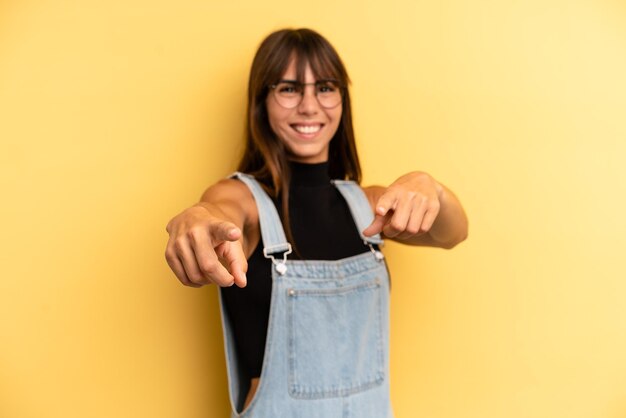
[291,124,323,134]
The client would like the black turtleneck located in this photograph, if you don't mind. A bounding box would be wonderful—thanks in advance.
[220,161,371,378]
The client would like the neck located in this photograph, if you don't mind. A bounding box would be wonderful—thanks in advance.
[289,160,331,187]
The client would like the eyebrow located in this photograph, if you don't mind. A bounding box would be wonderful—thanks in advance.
[277,79,339,84]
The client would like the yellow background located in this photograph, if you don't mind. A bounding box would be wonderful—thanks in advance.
[1,0,625,417]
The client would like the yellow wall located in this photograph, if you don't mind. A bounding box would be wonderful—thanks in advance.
[2,1,625,417]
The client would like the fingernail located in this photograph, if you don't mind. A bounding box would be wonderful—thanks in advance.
[377,206,386,215]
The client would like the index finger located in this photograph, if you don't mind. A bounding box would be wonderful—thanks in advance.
[216,240,248,288]
[188,228,237,286]
[363,213,391,237]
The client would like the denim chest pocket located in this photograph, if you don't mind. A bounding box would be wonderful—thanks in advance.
[286,277,385,399]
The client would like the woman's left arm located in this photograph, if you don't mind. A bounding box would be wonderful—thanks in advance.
[362,171,468,249]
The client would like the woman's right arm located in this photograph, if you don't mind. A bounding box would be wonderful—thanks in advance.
[164,179,258,288]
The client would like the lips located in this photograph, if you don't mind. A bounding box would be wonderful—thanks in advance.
[291,124,323,135]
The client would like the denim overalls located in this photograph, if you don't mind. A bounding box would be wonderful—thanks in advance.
[218,172,393,418]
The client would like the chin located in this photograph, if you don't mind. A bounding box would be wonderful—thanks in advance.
[287,149,328,164]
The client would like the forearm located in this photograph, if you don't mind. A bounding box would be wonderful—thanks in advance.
[194,179,255,233]
[166,179,255,251]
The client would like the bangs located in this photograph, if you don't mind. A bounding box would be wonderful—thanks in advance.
[292,46,348,85]
[263,30,350,87]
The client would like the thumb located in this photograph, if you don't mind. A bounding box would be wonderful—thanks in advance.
[210,220,242,243]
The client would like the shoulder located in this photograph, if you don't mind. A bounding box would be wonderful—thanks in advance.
[201,177,253,200]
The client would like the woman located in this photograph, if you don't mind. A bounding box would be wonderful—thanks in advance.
[165,28,468,417]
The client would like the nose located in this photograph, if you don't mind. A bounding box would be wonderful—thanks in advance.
[297,85,320,115]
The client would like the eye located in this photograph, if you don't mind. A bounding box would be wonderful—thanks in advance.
[316,81,339,93]
[276,82,300,94]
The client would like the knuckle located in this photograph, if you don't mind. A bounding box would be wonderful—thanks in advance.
[390,220,404,231]
[383,226,398,237]
[406,225,420,235]
[188,272,208,284]
[186,273,201,284]
[199,260,218,275]
[164,249,176,263]
[186,227,203,243]
[406,191,417,201]
[173,238,186,252]
[180,277,197,287]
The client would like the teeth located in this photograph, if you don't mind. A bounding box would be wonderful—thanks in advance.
[294,125,321,134]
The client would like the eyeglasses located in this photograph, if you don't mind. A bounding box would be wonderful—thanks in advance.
[269,80,343,109]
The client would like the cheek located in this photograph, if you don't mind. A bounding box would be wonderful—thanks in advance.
[336,106,343,122]
[266,100,289,133]
[329,106,343,129]
[267,114,278,135]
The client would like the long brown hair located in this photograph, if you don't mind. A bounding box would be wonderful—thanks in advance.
[237,28,362,249]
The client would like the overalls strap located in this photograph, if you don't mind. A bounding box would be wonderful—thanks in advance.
[229,172,292,255]
[332,180,384,245]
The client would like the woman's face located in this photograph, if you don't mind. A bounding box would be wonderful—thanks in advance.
[266,59,342,164]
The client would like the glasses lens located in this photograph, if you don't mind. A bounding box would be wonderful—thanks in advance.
[273,82,302,108]
[272,81,343,109]
[316,81,342,108]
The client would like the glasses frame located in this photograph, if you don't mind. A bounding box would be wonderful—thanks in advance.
[269,79,344,109]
